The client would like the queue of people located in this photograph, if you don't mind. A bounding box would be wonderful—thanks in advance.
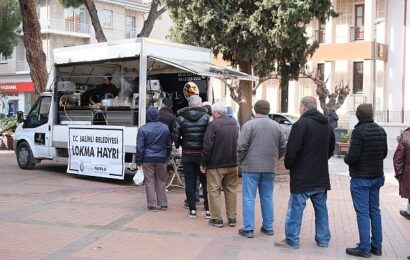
[135,93,408,258]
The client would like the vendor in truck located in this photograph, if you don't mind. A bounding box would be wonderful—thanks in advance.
[85,73,119,105]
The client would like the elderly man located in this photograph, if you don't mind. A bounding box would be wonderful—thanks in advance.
[201,102,239,228]
[173,95,210,219]
[237,100,286,238]
[275,96,335,249]
[345,103,387,258]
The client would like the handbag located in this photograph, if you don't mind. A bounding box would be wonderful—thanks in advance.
[133,169,144,185]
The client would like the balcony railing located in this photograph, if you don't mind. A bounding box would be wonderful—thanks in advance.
[351,94,367,111]
[374,111,410,123]
[350,26,364,41]
[16,61,29,72]
[40,19,91,35]
[125,28,137,39]
[314,29,325,43]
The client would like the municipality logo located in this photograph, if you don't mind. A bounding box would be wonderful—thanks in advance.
[80,162,85,172]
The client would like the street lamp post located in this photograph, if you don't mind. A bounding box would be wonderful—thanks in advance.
[373,18,385,110]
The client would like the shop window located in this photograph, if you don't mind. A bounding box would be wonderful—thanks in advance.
[353,62,363,94]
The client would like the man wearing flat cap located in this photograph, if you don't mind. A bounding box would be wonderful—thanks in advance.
[344,103,387,258]
[237,99,286,238]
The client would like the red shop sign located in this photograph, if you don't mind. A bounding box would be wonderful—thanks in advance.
[0,82,34,93]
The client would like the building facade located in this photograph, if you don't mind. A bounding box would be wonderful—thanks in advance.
[0,0,171,116]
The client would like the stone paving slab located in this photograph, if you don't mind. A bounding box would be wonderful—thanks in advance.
[0,151,409,259]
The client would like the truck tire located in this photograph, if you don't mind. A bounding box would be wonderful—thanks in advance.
[16,142,36,170]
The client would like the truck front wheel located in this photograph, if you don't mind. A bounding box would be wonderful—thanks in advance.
[17,142,36,169]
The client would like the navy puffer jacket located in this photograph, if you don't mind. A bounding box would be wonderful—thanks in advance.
[172,107,210,152]
[136,108,172,165]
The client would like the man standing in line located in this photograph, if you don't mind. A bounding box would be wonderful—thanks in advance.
[237,100,286,238]
[394,126,410,220]
[344,103,387,258]
[201,102,239,228]
[275,96,334,249]
[173,95,210,219]
[136,107,172,211]
[158,98,176,133]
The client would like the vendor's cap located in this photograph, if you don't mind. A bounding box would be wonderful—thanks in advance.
[254,100,270,115]
[356,103,374,120]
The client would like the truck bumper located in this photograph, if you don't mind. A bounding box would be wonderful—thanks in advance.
[13,139,18,152]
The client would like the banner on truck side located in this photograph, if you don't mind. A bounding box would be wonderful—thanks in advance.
[68,127,125,179]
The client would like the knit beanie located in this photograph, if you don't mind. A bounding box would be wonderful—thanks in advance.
[356,103,373,120]
[254,100,270,115]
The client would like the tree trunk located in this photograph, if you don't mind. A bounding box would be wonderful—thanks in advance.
[280,77,289,113]
[18,0,48,95]
[138,0,166,38]
[237,62,253,126]
[84,0,106,42]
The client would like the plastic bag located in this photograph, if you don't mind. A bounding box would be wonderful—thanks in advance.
[133,169,144,185]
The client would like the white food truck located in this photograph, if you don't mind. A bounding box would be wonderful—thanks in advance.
[13,38,255,180]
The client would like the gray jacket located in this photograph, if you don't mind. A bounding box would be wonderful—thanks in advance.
[238,115,286,172]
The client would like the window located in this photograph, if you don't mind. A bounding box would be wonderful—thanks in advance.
[353,62,363,94]
[102,9,113,28]
[353,4,365,40]
[317,63,325,82]
[64,7,86,33]
[125,16,136,38]
[24,96,52,128]
[316,22,325,43]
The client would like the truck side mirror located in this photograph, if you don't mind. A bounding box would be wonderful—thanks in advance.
[17,111,24,123]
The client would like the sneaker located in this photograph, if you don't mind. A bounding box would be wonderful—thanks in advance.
[228,218,236,227]
[274,239,299,249]
[208,219,223,228]
[400,210,410,220]
[260,227,274,236]
[188,210,197,219]
[346,246,371,258]
[205,211,211,219]
[160,206,168,211]
[238,228,254,238]
[147,206,157,212]
[316,242,328,248]
[371,247,382,256]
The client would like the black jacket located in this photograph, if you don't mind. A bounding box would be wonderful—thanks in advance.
[158,107,175,133]
[172,107,210,155]
[285,109,335,193]
[201,115,238,169]
[344,119,387,178]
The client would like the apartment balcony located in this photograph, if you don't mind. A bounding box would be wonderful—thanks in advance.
[39,19,91,38]
[350,26,364,41]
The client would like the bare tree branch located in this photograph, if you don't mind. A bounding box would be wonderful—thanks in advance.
[252,72,279,92]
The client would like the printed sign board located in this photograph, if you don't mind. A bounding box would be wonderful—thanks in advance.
[68,127,125,179]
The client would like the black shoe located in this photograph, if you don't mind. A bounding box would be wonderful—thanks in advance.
[260,227,274,236]
[346,246,371,258]
[160,206,168,211]
[238,228,254,238]
[371,247,382,256]
[147,206,157,212]
[400,210,410,220]
[228,218,236,227]
[208,219,223,228]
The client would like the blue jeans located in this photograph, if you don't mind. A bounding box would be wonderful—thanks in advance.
[242,172,275,231]
[350,176,385,252]
[285,190,331,247]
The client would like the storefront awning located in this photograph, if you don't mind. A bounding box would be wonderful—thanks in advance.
[149,56,258,82]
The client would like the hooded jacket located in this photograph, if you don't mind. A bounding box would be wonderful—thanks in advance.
[172,107,210,155]
[136,108,172,165]
[393,127,410,198]
[284,109,335,193]
[344,119,387,178]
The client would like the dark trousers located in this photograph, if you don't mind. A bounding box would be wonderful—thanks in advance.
[183,155,208,211]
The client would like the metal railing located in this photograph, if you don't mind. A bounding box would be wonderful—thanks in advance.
[40,19,91,34]
[351,94,367,111]
[374,111,410,123]
[350,26,364,41]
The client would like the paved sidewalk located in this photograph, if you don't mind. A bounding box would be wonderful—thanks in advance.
[0,150,409,259]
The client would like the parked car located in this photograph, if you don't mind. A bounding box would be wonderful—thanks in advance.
[269,113,299,140]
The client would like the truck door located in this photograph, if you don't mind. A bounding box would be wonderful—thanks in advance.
[23,95,53,158]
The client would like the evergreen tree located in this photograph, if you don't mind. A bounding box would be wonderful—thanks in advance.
[0,0,21,57]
